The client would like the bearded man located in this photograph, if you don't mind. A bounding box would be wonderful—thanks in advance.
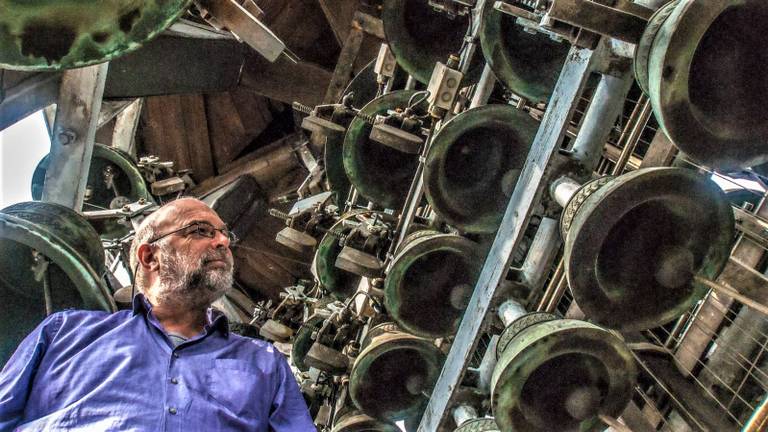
[0,198,315,431]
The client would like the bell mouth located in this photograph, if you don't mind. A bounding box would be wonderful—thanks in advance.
[688,3,768,143]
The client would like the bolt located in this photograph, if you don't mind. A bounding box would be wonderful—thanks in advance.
[138,198,146,205]
[57,129,77,146]
[121,205,131,213]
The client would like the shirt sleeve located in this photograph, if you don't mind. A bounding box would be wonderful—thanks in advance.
[0,313,60,431]
[268,352,316,432]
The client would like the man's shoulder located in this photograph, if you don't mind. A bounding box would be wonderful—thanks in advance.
[225,333,288,364]
[47,309,133,334]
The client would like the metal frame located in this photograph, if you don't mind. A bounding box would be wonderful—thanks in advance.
[418,44,599,431]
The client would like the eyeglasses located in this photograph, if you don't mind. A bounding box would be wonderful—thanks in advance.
[149,222,238,245]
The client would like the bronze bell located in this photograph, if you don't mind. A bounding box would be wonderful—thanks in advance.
[634,0,768,170]
[562,168,734,331]
[0,0,190,70]
[349,323,444,422]
[384,231,482,338]
[0,202,115,366]
[424,104,538,233]
[491,316,636,432]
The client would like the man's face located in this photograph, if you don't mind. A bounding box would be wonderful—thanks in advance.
[150,202,235,310]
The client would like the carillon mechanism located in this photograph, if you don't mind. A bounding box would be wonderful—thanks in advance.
[32,144,155,239]
[7,0,768,429]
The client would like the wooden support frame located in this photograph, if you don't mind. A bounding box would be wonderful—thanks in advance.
[417,45,599,431]
[41,63,108,210]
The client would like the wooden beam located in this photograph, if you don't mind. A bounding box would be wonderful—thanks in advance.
[111,98,144,158]
[42,63,108,210]
[241,55,332,106]
[316,0,359,45]
[323,24,364,104]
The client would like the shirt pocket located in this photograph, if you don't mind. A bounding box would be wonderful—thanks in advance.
[206,359,270,419]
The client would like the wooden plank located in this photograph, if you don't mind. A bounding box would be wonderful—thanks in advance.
[111,98,144,158]
[42,63,108,210]
[241,56,332,106]
[205,92,248,171]
[323,25,364,104]
[140,94,215,182]
[418,46,598,431]
[640,128,678,168]
[317,0,359,44]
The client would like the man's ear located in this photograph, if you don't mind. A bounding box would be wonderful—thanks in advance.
[137,243,159,271]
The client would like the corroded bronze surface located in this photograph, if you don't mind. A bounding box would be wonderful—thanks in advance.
[0,0,190,70]
[424,104,538,233]
[384,231,481,338]
[0,202,114,366]
[564,168,734,331]
[635,0,768,170]
[491,318,635,432]
[349,324,444,422]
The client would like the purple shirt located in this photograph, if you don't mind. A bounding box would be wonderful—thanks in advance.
[0,295,315,431]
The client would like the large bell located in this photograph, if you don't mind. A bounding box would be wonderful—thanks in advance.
[478,2,570,102]
[349,323,444,422]
[384,231,482,338]
[382,0,482,85]
[424,105,538,233]
[332,410,400,432]
[343,90,421,209]
[32,143,155,239]
[491,316,636,432]
[634,0,768,170]
[0,202,115,366]
[563,168,734,331]
[0,0,190,71]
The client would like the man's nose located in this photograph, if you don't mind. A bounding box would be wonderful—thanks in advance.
[211,229,231,249]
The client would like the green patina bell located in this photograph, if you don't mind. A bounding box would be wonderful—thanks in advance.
[424,104,538,234]
[634,0,768,170]
[313,211,370,299]
[349,323,444,422]
[331,410,401,432]
[32,144,155,240]
[381,0,482,85]
[478,1,570,102]
[384,230,481,338]
[342,90,421,209]
[454,418,500,432]
[0,201,115,366]
[491,317,636,432]
[563,168,734,331]
[0,0,190,71]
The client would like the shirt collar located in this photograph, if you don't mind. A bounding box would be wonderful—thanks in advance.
[132,293,230,337]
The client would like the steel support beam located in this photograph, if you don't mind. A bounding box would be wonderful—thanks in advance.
[41,63,108,210]
[417,45,598,431]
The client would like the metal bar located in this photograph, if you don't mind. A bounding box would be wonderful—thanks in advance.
[417,45,598,431]
[0,72,61,132]
[469,64,496,109]
[41,63,108,210]
[569,59,634,171]
[519,217,561,294]
[611,95,652,175]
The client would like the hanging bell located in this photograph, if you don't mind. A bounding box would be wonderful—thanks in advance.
[478,1,571,102]
[384,231,482,338]
[634,0,768,170]
[332,410,401,432]
[349,323,444,422]
[0,0,191,70]
[343,90,422,209]
[424,104,538,233]
[491,316,636,432]
[562,168,734,331]
[0,202,115,366]
[381,0,482,85]
[32,144,155,239]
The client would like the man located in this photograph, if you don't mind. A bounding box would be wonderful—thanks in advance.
[0,198,315,431]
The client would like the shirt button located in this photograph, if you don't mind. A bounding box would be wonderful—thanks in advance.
[169,407,177,415]
[170,378,179,385]
[172,352,180,359]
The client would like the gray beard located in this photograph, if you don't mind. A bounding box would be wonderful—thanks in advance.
[153,243,234,310]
